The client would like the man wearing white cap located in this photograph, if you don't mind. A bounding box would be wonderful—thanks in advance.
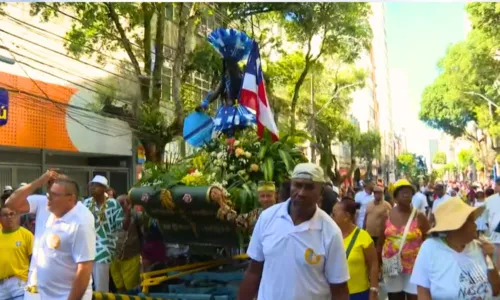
[83,176,124,293]
[238,163,350,300]
[3,185,13,194]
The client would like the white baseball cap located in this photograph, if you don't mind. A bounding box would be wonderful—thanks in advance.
[90,175,109,188]
[3,185,13,192]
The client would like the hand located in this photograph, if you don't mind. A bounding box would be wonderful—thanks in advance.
[478,238,495,257]
[39,170,59,184]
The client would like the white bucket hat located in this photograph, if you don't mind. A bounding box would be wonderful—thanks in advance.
[89,175,109,188]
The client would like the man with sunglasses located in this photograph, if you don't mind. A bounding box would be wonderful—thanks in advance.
[0,197,34,300]
[4,170,67,300]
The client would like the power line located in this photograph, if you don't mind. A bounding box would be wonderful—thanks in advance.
[0,19,212,99]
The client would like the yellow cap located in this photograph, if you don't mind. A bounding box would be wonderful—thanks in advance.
[392,179,415,197]
[258,181,276,192]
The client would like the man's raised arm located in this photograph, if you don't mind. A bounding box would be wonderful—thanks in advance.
[5,170,54,213]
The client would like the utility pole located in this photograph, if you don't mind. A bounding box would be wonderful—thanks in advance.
[310,72,316,162]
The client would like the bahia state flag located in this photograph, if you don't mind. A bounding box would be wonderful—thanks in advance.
[239,41,279,141]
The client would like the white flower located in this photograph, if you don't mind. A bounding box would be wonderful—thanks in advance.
[217,152,224,159]
[229,165,235,171]
[234,140,240,146]
[222,180,228,186]
[245,152,252,158]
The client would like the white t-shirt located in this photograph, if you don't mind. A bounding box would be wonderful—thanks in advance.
[247,200,349,300]
[412,192,428,213]
[485,194,500,243]
[432,194,451,213]
[26,194,51,286]
[354,190,374,228]
[411,238,492,300]
[37,202,96,300]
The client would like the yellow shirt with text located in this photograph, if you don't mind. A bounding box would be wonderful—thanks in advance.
[0,227,33,281]
[344,227,373,294]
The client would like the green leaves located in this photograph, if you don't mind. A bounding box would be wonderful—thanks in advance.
[420,5,500,140]
[432,151,447,165]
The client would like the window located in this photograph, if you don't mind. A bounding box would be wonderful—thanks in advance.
[109,172,129,197]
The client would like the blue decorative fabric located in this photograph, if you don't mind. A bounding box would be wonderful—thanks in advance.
[213,104,255,133]
[207,28,253,61]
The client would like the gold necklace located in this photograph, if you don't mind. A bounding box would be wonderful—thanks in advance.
[89,197,107,224]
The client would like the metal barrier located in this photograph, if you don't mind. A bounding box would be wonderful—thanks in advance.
[92,292,164,300]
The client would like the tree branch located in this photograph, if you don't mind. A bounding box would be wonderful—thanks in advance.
[105,2,142,76]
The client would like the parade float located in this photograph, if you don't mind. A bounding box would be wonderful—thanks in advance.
[92,28,307,300]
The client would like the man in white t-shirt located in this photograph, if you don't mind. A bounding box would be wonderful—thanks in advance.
[430,184,451,224]
[354,181,374,228]
[238,163,350,300]
[5,171,59,300]
[36,179,95,300]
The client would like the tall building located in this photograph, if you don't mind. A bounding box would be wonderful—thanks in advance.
[349,3,395,181]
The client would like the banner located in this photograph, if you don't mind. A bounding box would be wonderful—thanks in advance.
[0,88,8,127]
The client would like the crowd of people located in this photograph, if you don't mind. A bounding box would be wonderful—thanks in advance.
[239,165,500,300]
[0,170,167,300]
[2,165,500,300]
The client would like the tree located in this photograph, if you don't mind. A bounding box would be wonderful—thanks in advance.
[466,3,500,44]
[353,130,382,180]
[29,2,204,162]
[457,148,475,176]
[267,3,372,133]
[396,152,427,183]
[266,49,367,184]
[432,151,447,165]
[419,29,500,173]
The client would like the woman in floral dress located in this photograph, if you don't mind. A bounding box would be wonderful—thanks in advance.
[378,179,430,300]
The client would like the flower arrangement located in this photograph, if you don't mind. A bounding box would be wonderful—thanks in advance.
[138,129,307,213]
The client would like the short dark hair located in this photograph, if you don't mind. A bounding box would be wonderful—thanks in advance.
[52,179,80,199]
[486,188,495,197]
[339,199,358,221]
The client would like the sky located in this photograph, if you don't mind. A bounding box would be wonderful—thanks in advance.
[385,2,467,160]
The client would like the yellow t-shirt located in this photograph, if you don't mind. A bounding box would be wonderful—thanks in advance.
[0,227,34,281]
[344,227,373,294]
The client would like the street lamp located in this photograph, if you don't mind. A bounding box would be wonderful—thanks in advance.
[464,91,498,117]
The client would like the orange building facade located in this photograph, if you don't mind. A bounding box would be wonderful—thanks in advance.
[0,71,134,196]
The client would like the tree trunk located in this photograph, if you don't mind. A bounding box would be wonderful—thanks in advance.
[151,3,166,108]
[290,61,311,134]
[172,3,199,132]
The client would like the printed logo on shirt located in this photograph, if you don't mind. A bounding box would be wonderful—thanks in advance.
[46,233,61,249]
[457,259,491,299]
[15,241,21,247]
[304,248,322,265]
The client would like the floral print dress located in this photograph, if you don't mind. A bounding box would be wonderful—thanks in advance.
[382,218,423,274]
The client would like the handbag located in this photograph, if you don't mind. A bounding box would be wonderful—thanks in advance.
[346,228,361,259]
[382,208,417,277]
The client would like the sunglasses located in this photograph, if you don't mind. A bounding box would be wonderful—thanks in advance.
[0,212,17,218]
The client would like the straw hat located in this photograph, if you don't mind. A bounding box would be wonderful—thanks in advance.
[428,197,485,233]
